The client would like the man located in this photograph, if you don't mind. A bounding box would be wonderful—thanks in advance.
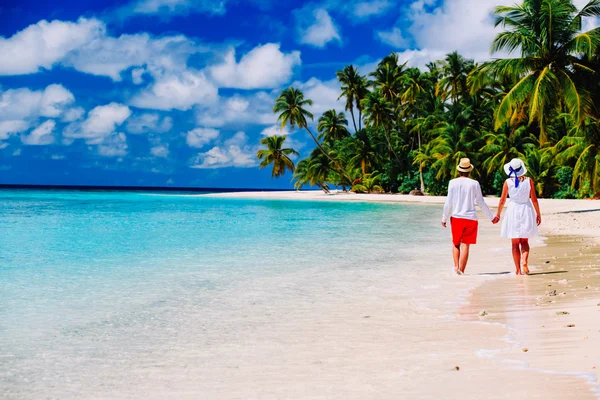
[442,158,499,275]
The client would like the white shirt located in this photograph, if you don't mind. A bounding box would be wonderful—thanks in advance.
[442,177,494,223]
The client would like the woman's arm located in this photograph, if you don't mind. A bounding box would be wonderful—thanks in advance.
[530,178,542,225]
[495,181,509,219]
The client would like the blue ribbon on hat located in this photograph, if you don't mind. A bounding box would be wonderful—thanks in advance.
[509,166,522,188]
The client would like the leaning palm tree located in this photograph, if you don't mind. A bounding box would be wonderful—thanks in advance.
[293,149,332,192]
[477,0,600,143]
[256,135,299,178]
[273,88,352,182]
[317,110,350,144]
[336,65,369,132]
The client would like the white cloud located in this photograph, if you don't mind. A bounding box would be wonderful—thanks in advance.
[260,125,305,150]
[62,107,85,122]
[0,120,29,141]
[132,68,145,84]
[150,144,169,158]
[64,103,131,144]
[295,78,345,118]
[191,130,256,169]
[196,91,277,128]
[376,27,409,49]
[22,120,56,145]
[130,70,218,110]
[209,43,301,89]
[186,127,220,148]
[376,0,501,66]
[118,0,226,19]
[191,145,255,169]
[352,0,393,19]
[297,8,342,48]
[127,113,173,134]
[97,132,128,157]
[65,33,202,81]
[0,84,75,121]
[260,125,289,137]
[0,18,104,75]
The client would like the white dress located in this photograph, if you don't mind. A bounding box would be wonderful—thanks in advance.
[500,177,538,239]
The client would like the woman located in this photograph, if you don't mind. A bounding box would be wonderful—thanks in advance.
[495,158,542,275]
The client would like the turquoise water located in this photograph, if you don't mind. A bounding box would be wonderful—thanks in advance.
[0,190,449,398]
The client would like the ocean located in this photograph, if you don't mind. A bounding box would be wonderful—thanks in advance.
[0,189,489,399]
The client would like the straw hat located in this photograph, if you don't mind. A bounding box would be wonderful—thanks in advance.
[456,158,474,172]
[503,158,527,177]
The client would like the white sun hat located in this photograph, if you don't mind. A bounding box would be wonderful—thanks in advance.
[503,158,527,177]
[456,158,474,172]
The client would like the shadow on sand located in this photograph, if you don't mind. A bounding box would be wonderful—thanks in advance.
[474,270,569,276]
[525,270,568,276]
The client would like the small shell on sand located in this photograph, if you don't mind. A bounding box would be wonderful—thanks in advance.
[566,324,576,328]
[455,366,460,371]
[556,311,570,315]
[479,311,488,317]
[522,348,528,352]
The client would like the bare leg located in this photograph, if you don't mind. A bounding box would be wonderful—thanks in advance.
[452,244,460,274]
[511,239,522,275]
[459,243,470,274]
[520,239,530,275]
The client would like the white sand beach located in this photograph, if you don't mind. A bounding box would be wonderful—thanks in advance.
[202,190,600,399]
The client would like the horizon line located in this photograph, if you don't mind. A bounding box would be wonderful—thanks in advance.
[0,184,294,193]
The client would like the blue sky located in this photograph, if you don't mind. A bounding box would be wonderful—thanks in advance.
[4,0,589,188]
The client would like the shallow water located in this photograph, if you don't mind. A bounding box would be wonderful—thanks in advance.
[0,189,494,399]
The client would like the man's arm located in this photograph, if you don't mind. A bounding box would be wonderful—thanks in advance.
[441,182,453,226]
[474,182,497,222]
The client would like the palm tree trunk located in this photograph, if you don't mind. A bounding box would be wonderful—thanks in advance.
[349,108,358,133]
[384,128,401,164]
[304,125,353,183]
[358,108,362,131]
[418,130,425,192]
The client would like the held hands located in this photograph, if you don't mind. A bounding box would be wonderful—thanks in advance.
[492,215,500,224]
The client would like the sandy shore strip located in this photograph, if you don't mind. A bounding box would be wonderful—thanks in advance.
[204,190,600,398]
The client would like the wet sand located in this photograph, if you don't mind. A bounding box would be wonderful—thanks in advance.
[204,191,600,398]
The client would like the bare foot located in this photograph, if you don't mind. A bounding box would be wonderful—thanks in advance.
[523,263,530,275]
[516,269,523,275]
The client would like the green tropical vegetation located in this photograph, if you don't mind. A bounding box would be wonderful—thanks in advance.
[257,0,600,198]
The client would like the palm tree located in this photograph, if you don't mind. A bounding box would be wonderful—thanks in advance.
[293,149,332,192]
[337,66,369,132]
[317,110,350,144]
[479,0,600,142]
[480,125,537,175]
[370,57,406,108]
[428,122,475,180]
[554,119,600,195]
[256,135,299,178]
[349,129,380,175]
[352,171,385,193]
[362,91,400,163]
[274,88,352,182]
[437,52,475,103]
[524,146,555,196]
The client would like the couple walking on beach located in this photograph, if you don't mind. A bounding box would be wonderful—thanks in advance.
[442,158,542,275]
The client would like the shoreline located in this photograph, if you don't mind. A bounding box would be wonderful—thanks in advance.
[203,190,600,398]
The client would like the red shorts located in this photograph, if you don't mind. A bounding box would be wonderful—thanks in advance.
[451,217,478,246]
